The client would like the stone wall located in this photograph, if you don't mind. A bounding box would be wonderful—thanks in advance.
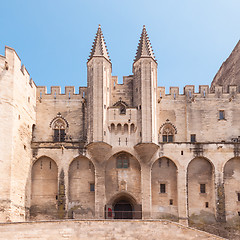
[0,220,225,240]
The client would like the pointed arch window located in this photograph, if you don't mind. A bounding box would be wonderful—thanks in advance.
[53,119,66,142]
[159,122,177,143]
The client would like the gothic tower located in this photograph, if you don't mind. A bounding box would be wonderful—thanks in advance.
[133,26,158,143]
[87,25,112,142]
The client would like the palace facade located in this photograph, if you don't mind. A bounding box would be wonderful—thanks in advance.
[0,25,240,228]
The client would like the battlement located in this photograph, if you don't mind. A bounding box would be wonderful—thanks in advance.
[111,75,133,87]
[37,86,87,100]
[0,46,34,88]
[157,85,240,100]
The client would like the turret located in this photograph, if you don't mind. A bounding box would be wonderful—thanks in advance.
[87,25,112,142]
[133,26,158,143]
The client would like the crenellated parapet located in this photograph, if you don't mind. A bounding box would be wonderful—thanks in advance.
[37,86,87,100]
[0,46,34,88]
[157,84,240,101]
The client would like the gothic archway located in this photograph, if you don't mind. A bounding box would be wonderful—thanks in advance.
[106,192,141,219]
[113,196,133,219]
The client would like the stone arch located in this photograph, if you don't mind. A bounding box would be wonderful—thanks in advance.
[117,123,122,133]
[187,157,216,224]
[106,192,141,219]
[110,123,115,132]
[223,157,240,222]
[151,157,178,220]
[124,124,128,133]
[50,113,68,142]
[130,123,135,134]
[159,122,176,142]
[105,151,141,209]
[30,156,58,220]
[68,156,95,219]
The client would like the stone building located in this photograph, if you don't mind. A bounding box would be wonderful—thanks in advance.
[0,25,240,230]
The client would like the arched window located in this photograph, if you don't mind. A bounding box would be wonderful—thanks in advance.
[162,124,174,142]
[113,100,128,115]
[53,119,66,142]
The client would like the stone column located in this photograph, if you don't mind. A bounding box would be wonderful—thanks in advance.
[141,164,152,219]
[215,170,226,222]
[177,168,188,226]
[95,165,106,219]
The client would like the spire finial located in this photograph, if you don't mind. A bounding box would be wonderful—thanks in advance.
[133,26,157,63]
[88,25,111,63]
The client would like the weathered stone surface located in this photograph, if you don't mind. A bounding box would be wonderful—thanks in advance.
[211,40,240,92]
[0,220,226,240]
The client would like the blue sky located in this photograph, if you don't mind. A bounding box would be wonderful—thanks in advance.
[0,0,239,93]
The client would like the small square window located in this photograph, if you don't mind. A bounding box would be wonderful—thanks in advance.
[160,184,166,193]
[219,110,225,120]
[90,183,95,192]
[200,184,206,193]
[191,134,196,143]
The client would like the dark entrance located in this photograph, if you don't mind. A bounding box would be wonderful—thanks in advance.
[114,200,133,219]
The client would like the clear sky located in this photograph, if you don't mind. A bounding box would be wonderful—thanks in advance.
[1,0,239,93]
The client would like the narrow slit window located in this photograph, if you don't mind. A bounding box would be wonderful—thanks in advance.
[219,110,225,120]
[90,183,95,192]
[237,193,240,201]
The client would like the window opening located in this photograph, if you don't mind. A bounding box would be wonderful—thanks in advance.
[162,125,174,143]
[169,199,173,205]
[200,184,206,193]
[237,193,240,201]
[53,119,66,142]
[116,155,129,169]
[191,134,196,143]
[90,183,95,192]
[205,202,209,208]
[219,110,225,120]
[160,184,166,193]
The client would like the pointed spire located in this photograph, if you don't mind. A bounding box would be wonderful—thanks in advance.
[134,25,157,63]
[88,25,111,63]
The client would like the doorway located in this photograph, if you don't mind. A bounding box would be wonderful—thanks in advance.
[114,199,133,219]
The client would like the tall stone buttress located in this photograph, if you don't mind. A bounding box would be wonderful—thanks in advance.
[87,25,112,142]
[133,26,158,143]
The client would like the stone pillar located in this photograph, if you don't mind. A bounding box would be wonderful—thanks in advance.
[177,168,188,226]
[215,170,226,222]
[58,169,66,219]
[95,165,106,219]
[141,164,152,219]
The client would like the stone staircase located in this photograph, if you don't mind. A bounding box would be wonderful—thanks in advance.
[0,219,226,240]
